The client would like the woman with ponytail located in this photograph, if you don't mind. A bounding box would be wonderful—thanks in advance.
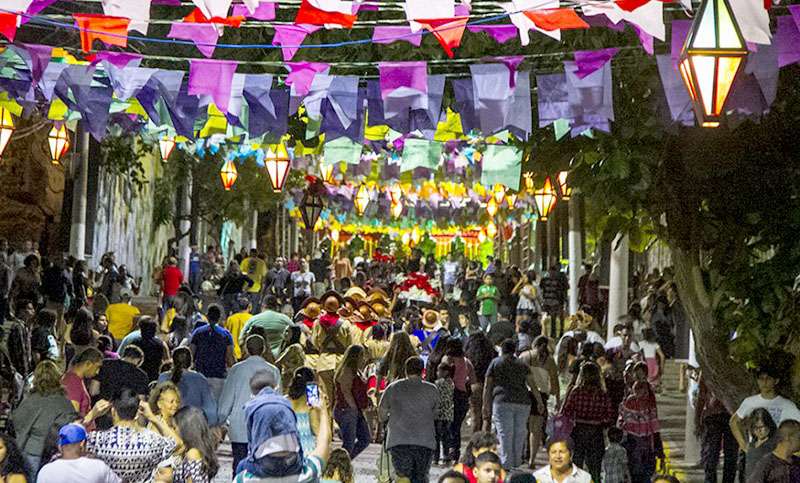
[157,347,219,425]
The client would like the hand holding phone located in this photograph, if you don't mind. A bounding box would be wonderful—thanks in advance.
[305,383,321,408]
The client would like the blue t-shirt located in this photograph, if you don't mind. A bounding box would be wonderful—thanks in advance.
[190,324,233,378]
[189,252,202,275]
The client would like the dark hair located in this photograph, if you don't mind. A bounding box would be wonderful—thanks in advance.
[139,317,158,339]
[72,347,102,367]
[642,327,657,343]
[170,347,193,385]
[750,408,778,439]
[651,475,681,483]
[245,335,266,357]
[206,304,222,325]
[474,451,501,467]
[461,431,499,467]
[405,356,424,376]
[112,388,140,420]
[97,335,114,354]
[23,254,38,268]
[263,295,279,311]
[322,448,353,483]
[438,470,469,483]
[0,433,29,476]
[501,338,516,355]
[607,426,624,444]
[506,472,537,483]
[288,367,316,400]
[425,334,451,383]
[437,363,454,378]
[445,338,465,358]
[35,309,57,329]
[69,308,95,346]
[249,369,278,394]
[545,437,575,454]
[464,332,496,381]
[121,345,144,361]
[577,362,602,389]
[174,406,219,478]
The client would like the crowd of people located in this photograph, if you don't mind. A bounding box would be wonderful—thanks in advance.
[0,236,798,483]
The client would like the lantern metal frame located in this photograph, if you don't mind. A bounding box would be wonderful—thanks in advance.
[486,198,499,218]
[159,136,176,162]
[265,143,291,192]
[533,176,558,221]
[220,159,238,191]
[557,171,572,200]
[300,189,325,231]
[354,183,370,216]
[48,124,70,165]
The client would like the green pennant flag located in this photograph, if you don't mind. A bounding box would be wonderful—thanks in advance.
[400,139,442,172]
[554,118,570,140]
[323,137,363,165]
[480,144,522,191]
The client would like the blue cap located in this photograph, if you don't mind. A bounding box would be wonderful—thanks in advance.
[58,424,87,446]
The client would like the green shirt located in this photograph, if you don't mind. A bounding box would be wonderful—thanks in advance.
[477,284,499,316]
[239,309,293,357]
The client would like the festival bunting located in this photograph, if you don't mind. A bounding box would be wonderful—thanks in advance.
[168,22,220,58]
[272,24,321,61]
[0,13,18,42]
[73,14,130,52]
[372,26,423,46]
[101,0,151,35]
[295,0,358,29]
[416,17,469,58]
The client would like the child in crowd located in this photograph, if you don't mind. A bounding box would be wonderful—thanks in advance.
[639,328,665,392]
[322,448,354,483]
[602,426,630,483]
[434,362,455,466]
[472,451,504,483]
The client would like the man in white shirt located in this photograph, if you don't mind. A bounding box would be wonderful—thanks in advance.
[291,260,316,313]
[37,424,120,483]
[532,439,592,483]
[730,365,800,449]
[442,253,460,295]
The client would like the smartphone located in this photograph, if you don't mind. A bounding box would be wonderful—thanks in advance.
[305,383,321,408]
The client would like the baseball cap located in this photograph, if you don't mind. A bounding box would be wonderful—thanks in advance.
[58,424,87,446]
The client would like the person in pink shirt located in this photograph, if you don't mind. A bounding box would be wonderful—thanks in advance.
[62,348,103,425]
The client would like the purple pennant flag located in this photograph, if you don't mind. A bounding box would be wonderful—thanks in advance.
[471,64,531,138]
[655,55,694,126]
[107,66,157,101]
[244,74,290,137]
[285,62,329,97]
[379,61,428,99]
[451,78,477,132]
[137,70,185,126]
[232,2,276,19]
[573,48,619,79]
[21,0,58,24]
[493,55,524,88]
[671,19,691,62]
[272,25,320,61]
[582,14,625,32]
[188,59,238,112]
[630,24,653,55]
[366,80,387,126]
[168,23,220,58]
[467,25,518,44]
[55,65,114,140]
[90,51,142,68]
[371,26,422,46]
[777,15,800,67]
[564,60,614,133]
[166,82,201,139]
[321,87,365,142]
[745,43,779,107]
[11,44,51,85]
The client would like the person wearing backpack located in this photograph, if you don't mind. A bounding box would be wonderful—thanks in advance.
[311,291,354,409]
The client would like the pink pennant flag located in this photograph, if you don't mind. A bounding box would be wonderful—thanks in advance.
[467,24,518,44]
[372,26,422,46]
[416,16,469,58]
[232,2,276,19]
[168,22,220,58]
[573,48,619,78]
[379,61,428,99]
[630,23,653,55]
[495,55,524,88]
[285,62,330,97]
[188,59,238,112]
[272,24,320,61]
[87,51,142,68]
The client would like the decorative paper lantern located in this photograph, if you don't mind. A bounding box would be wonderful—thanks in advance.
[486,198,499,218]
[0,107,14,157]
[319,158,334,183]
[330,228,340,242]
[533,176,558,221]
[410,228,421,245]
[48,124,70,165]
[506,193,517,209]
[557,171,572,200]
[265,143,291,192]
[477,229,487,244]
[492,184,506,205]
[220,160,238,191]
[354,184,370,216]
[486,221,498,238]
[300,188,325,231]
[387,183,403,205]
[401,232,411,246]
[159,136,175,162]
[523,172,534,193]
[679,0,747,128]
[390,202,403,219]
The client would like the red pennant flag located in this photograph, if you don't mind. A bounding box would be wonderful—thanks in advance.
[73,14,130,52]
[522,8,589,31]
[295,0,357,29]
[615,0,650,11]
[0,13,18,42]
[183,8,245,27]
[416,16,469,58]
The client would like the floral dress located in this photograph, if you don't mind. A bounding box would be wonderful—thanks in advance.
[173,457,210,483]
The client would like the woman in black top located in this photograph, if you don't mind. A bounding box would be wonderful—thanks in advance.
[464,332,497,434]
[217,261,254,316]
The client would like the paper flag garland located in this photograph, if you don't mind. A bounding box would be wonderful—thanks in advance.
[101,0,151,35]
[73,14,131,52]
[523,8,589,31]
[0,13,18,42]
[416,17,469,58]
[272,25,321,61]
[232,2,276,20]
[295,0,357,29]
[168,22,220,58]
[372,26,423,46]
[573,48,619,79]
[188,59,238,113]
[467,25,519,44]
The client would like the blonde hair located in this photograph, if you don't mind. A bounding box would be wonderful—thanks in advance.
[148,381,181,415]
[32,360,65,396]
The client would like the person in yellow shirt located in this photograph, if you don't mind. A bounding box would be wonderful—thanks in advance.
[240,249,267,312]
[105,291,141,341]
[225,296,253,360]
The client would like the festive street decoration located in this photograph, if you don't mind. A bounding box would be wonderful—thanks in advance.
[354,183,370,216]
[220,159,238,190]
[679,0,748,127]
[506,193,518,209]
[300,176,326,231]
[159,136,176,162]
[533,176,558,220]
[0,107,13,157]
[492,184,507,205]
[486,220,498,238]
[557,171,572,200]
[486,198,499,217]
[319,158,334,183]
[48,124,70,165]
[265,143,291,192]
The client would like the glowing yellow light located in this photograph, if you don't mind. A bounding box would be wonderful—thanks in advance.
[533,176,558,221]
[486,198,499,218]
[486,221,498,238]
[506,193,517,209]
[265,143,291,192]
[387,183,403,205]
[319,157,334,183]
[48,124,70,165]
[159,137,175,162]
[390,202,403,219]
[411,228,421,245]
[492,184,506,205]
[557,171,572,200]
[220,159,238,191]
[330,228,340,242]
[354,184,370,216]
[0,107,15,157]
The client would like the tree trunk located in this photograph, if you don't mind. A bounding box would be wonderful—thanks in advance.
[672,247,756,411]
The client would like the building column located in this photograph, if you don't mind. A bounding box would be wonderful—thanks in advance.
[684,330,702,466]
[568,198,582,315]
[179,172,192,282]
[607,233,629,340]
[69,126,89,260]
[250,210,258,249]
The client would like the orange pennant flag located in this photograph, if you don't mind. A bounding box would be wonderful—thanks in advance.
[522,8,589,31]
[295,0,357,29]
[416,16,469,58]
[183,8,245,28]
[0,12,18,42]
[73,14,130,52]
[615,0,650,11]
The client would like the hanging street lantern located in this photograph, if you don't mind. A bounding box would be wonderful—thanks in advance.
[390,201,403,219]
[410,227,421,246]
[319,158,334,183]
[477,229,487,244]
[523,172,534,193]
[159,136,175,162]
[533,176,558,221]
[265,143,291,192]
[679,0,747,128]
[387,183,403,205]
[557,171,572,200]
[48,124,70,165]
[0,107,14,158]
[330,228,340,242]
[486,220,498,238]
[220,160,238,191]
[354,183,370,216]
[506,193,517,209]
[300,178,325,231]
[492,184,506,205]
[486,198,499,218]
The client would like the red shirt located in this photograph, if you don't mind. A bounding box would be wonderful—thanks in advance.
[161,265,183,297]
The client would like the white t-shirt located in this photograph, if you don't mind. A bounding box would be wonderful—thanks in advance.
[443,261,459,286]
[735,394,800,425]
[37,457,121,483]
[533,464,592,483]
[638,340,660,359]
[291,272,315,298]
[604,336,640,352]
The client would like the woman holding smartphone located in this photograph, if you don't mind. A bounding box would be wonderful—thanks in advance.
[334,345,372,459]
[287,367,320,454]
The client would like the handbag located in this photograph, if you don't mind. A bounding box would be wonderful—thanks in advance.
[546,412,575,441]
